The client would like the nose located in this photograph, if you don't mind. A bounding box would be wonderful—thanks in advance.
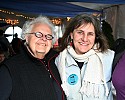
[81,34,88,42]
[40,35,47,41]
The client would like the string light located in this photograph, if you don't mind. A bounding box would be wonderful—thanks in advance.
[67,17,71,21]
[0,9,35,25]
[51,18,62,25]
[0,9,34,20]
[0,9,72,26]
[5,19,19,25]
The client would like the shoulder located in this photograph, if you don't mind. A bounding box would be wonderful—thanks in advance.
[105,49,115,59]
[45,49,59,63]
[97,49,115,59]
[105,49,115,55]
[112,49,125,68]
[2,53,26,67]
[47,49,59,58]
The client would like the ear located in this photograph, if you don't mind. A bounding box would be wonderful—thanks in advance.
[25,35,29,44]
[70,32,73,39]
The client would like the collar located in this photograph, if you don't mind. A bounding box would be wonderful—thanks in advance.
[65,52,78,67]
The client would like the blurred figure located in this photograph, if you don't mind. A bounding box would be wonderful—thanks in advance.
[11,33,22,54]
[0,30,11,63]
[101,20,115,49]
[0,30,15,56]
[112,38,125,100]
[0,39,8,63]
[112,38,125,55]
[0,53,5,63]
[54,37,62,51]
[112,38,125,70]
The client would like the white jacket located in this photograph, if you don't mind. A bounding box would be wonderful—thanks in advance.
[55,49,114,100]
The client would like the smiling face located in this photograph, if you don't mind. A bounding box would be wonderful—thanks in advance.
[70,23,96,54]
[25,23,53,59]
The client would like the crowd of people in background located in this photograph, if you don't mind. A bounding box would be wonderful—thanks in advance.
[0,30,15,63]
[0,30,23,64]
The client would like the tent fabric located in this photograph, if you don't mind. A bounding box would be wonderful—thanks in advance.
[68,0,125,4]
[0,1,125,17]
[0,2,100,17]
[104,4,125,39]
[0,1,125,41]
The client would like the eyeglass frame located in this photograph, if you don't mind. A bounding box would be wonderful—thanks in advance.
[27,32,54,40]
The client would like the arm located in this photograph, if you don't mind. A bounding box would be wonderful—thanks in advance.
[0,65,12,100]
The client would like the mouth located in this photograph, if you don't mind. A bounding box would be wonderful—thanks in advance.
[37,43,46,46]
[79,42,88,46]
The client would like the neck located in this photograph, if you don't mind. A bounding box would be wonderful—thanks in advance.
[26,44,45,59]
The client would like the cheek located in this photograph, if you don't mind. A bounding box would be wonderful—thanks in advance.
[91,37,96,44]
[73,34,80,41]
[48,41,53,48]
[89,37,95,48]
[28,37,37,49]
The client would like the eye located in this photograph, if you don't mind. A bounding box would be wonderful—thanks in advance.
[76,31,84,35]
[87,32,95,36]
[46,34,54,40]
[35,32,42,38]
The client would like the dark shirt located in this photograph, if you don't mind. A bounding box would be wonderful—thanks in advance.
[0,44,66,100]
[75,60,84,69]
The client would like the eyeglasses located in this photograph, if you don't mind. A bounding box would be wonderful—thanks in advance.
[28,32,54,40]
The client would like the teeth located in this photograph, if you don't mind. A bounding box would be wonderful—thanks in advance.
[38,43,46,46]
[41,44,46,46]
[79,42,87,46]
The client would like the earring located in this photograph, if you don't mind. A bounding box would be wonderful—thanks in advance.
[70,39,73,46]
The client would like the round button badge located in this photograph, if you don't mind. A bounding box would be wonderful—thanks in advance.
[68,74,78,85]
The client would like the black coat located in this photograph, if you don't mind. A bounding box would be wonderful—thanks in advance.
[0,44,66,100]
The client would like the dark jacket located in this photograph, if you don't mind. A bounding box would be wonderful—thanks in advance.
[0,43,66,100]
[112,49,125,73]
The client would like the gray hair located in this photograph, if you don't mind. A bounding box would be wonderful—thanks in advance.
[21,15,56,45]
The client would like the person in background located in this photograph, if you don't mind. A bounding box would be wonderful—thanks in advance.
[0,40,9,63]
[54,37,62,52]
[0,32,12,63]
[0,39,8,63]
[101,20,115,49]
[112,38,125,100]
[0,15,66,100]
[0,30,15,56]
[11,33,22,54]
[112,38,125,55]
[55,14,114,100]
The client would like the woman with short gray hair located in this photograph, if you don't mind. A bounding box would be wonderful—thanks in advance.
[0,15,66,100]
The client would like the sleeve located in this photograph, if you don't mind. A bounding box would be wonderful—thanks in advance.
[0,65,12,100]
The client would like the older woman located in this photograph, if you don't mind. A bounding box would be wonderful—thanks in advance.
[0,15,66,100]
[55,14,114,100]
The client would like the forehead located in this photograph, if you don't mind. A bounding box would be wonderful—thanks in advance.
[31,23,52,32]
[32,23,50,28]
[76,23,95,31]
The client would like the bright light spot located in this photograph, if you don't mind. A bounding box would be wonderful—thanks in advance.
[5,26,22,43]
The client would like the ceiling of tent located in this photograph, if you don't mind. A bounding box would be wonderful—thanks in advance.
[0,1,125,17]
[0,2,101,17]
[0,0,124,27]
[69,2,116,10]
